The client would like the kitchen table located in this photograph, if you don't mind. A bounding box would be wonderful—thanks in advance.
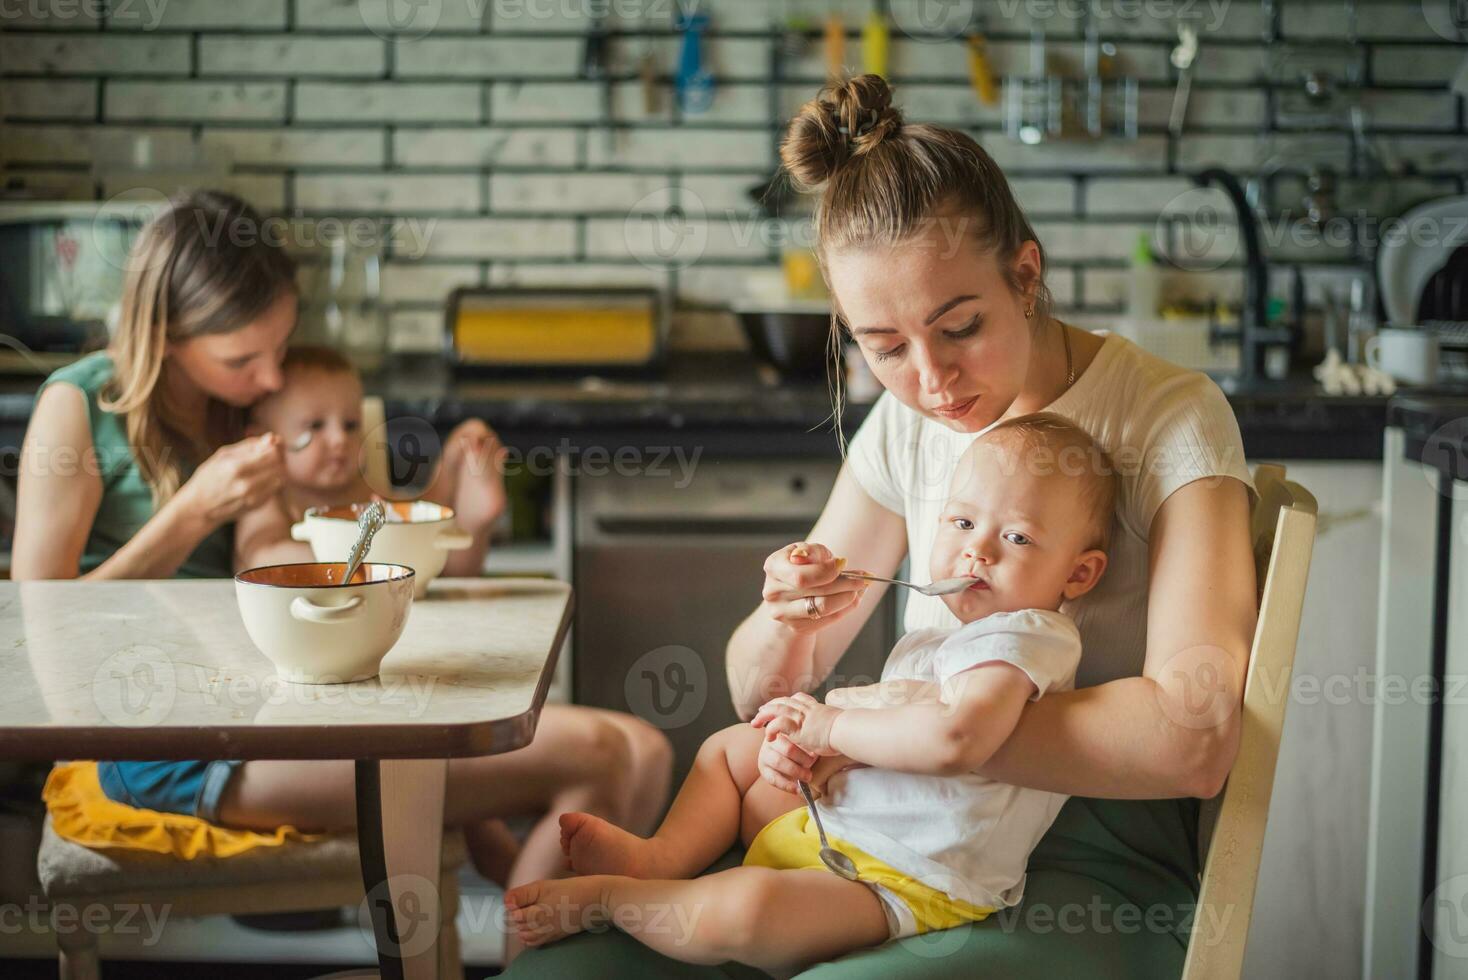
[0,576,572,980]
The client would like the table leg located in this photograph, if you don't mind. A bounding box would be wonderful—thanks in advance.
[356,758,449,980]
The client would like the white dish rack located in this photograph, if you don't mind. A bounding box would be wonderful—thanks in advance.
[1422,320,1468,383]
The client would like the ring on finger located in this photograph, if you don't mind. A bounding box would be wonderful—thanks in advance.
[806,596,821,620]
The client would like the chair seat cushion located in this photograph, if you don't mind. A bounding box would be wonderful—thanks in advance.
[38,815,467,900]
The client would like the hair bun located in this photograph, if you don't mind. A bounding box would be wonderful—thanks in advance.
[780,74,904,189]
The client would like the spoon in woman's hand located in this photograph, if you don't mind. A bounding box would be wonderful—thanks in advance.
[839,570,976,597]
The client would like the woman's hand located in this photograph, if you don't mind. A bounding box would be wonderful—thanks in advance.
[752,691,842,757]
[176,434,284,528]
[760,542,869,636]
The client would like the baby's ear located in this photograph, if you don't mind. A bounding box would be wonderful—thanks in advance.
[1062,550,1108,601]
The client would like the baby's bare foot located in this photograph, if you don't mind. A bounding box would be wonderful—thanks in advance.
[559,811,666,878]
[503,876,611,948]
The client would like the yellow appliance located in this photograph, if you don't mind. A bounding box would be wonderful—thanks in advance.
[446,287,665,372]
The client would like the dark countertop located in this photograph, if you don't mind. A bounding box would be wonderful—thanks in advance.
[0,350,1437,462]
[1388,393,1468,481]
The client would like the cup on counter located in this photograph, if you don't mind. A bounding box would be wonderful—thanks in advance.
[1366,328,1440,385]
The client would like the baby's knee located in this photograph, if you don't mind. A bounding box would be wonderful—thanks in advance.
[698,722,763,759]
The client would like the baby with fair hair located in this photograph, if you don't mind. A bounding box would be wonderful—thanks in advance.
[504,412,1118,973]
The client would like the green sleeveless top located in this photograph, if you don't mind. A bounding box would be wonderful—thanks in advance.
[37,352,234,578]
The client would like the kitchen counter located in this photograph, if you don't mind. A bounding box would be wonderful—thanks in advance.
[0,350,1440,461]
[1387,393,1468,479]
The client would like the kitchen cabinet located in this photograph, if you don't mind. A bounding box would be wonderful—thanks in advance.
[1243,459,1385,980]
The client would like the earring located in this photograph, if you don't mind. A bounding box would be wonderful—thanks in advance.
[1024,306,1034,319]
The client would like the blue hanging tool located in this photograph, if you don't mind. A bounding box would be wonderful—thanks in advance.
[675,12,715,115]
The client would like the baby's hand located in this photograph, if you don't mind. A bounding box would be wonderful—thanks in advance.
[755,730,814,795]
[807,753,866,799]
[752,692,841,757]
[442,420,507,535]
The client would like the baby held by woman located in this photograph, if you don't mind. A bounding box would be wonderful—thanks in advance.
[505,412,1118,972]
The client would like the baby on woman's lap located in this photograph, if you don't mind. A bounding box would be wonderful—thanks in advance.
[504,411,1118,973]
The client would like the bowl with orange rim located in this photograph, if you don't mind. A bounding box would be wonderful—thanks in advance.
[290,500,472,599]
[234,562,415,684]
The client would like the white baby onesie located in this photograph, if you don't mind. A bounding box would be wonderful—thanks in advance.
[817,609,1083,930]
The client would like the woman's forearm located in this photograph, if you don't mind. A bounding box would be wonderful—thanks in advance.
[726,606,818,721]
[974,676,1237,799]
[81,498,217,580]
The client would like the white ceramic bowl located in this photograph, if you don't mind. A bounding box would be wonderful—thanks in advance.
[234,562,415,684]
[291,501,472,599]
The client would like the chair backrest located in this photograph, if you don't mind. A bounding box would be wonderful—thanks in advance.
[1182,463,1319,980]
[360,396,392,496]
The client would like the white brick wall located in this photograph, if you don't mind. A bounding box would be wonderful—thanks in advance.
[199,36,388,77]
[105,82,288,123]
[1,0,1462,353]
[297,82,483,122]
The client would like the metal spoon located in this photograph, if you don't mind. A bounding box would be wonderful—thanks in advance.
[797,780,859,881]
[839,570,976,597]
[341,500,386,586]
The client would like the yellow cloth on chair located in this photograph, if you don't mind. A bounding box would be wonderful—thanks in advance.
[43,762,321,860]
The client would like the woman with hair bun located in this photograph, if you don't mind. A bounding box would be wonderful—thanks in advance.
[507,74,1258,978]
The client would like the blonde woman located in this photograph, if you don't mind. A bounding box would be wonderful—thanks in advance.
[14,191,671,908]
[508,75,1257,978]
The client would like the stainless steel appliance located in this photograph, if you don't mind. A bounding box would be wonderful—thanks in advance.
[572,458,897,782]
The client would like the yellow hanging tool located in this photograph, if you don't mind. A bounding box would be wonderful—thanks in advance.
[825,11,845,82]
[862,8,889,78]
[967,32,999,106]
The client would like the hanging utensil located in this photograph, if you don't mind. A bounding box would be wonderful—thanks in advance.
[637,9,658,115]
[966,31,999,106]
[862,4,889,78]
[581,8,614,151]
[1169,23,1198,137]
[342,500,387,587]
[824,10,845,82]
[748,5,799,219]
[675,11,715,115]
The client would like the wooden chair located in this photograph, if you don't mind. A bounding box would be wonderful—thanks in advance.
[1183,463,1319,979]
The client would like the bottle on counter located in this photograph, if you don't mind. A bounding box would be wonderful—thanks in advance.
[1127,231,1162,322]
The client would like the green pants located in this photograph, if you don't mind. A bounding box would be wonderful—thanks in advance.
[500,796,1201,979]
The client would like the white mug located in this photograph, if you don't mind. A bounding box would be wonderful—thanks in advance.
[1366,328,1439,385]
